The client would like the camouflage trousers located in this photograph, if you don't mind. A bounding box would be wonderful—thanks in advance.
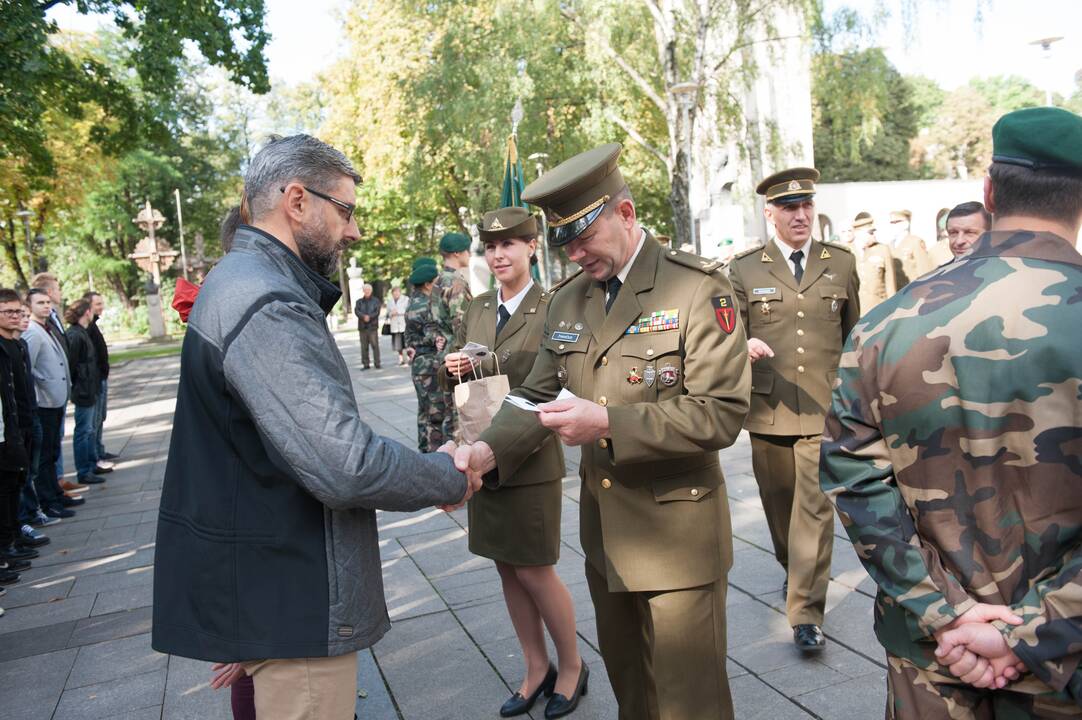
[411,372,455,453]
[887,654,1082,719]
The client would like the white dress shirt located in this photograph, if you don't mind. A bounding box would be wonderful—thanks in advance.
[497,280,534,326]
[773,236,812,278]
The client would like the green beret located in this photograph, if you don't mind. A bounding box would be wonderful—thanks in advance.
[993,107,1082,173]
[409,264,438,285]
[479,207,537,243]
[438,232,471,253]
[411,257,437,270]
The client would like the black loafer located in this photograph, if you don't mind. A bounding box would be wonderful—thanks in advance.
[794,624,825,652]
[500,664,557,717]
[78,475,106,485]
[545,663,588,719]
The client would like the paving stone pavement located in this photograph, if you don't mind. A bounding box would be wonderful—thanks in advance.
[0,331,888,719]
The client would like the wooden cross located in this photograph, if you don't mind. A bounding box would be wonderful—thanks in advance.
[129,200,179,288]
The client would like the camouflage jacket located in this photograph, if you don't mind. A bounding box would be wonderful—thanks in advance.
[404,290,447,375]
[432,266,472,341]
[821,231,1082,701]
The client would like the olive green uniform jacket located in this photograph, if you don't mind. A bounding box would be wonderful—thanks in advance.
[479,236,751,593]
[857,242,897,311]
[438,283,565,566]
[893,233,933,287]
[727,239,861,437]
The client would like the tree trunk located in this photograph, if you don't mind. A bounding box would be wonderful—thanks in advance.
[1,218,29,290]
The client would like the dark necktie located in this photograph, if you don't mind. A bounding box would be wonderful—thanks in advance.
[790,249,805,283]
[496,305,511,336]
[604,277,622,313]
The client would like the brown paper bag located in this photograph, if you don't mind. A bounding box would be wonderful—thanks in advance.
[453,356,510,443]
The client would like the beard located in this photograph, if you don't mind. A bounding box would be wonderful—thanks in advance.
[295,215,344,277]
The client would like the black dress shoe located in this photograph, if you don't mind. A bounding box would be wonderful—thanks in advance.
[93,465,114,474]
[545,663,588,719]
[3,545,38,561]
[1,558,31,572]
[100,452,120,460]
[500,665,557,717]
[794,624,826,652]
[79,475,106,485]
[60,495,85,507]
[0,568,20,585]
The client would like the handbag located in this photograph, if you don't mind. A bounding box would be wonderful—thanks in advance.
[453,353,510,443]
[381,322,391,336]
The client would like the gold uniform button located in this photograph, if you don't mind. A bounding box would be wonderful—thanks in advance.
[797,293,805,300]
[797,347,805,354]
[797,311,805,318]
[797,329,805,336]
[690,488,700,497]
[797,365,806,373]
[646,349,654,357]
[601,478,612,489]
[670,250,678,256]
[598,396,607,407]
[558,344,565,350]
[599,438,608,449]
[601,356,608,366]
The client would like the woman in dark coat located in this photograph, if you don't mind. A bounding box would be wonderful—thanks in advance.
[441,208,583,718]
[64,299,100,484]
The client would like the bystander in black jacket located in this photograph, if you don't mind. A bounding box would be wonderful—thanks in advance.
[87,316,110,380]
[65,324,100,408]
[0,342,28,472]
[354,295,381,330]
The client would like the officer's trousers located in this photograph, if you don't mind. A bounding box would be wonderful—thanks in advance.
[586,563,733,720]
[887,654,1082,719]
[750,432,834,626]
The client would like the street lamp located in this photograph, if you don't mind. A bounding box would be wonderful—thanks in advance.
[671,81,700,255]
[1029,36,1064,106]
[528,151,553,284]
[14,206,33,272]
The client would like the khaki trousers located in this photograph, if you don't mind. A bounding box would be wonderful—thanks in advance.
[750,433,834,626]
[242,652,358,720]
[586,562,732,720]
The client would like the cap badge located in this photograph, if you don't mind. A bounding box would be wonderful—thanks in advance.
[788,180,801,191]
[489,217,505,230]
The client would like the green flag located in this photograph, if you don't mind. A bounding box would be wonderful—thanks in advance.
[500,134,527,208]
[500,133,540,280]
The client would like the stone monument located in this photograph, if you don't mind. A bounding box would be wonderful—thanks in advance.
[129,200,179,339]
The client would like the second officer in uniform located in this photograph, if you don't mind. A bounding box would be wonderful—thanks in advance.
[727,167,860,651]
[457,143,750,720]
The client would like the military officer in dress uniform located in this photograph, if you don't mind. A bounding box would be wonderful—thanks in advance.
[854,213,897,311]
[888,209,933,287]
[454,143,750,720]
[726,167,860,652]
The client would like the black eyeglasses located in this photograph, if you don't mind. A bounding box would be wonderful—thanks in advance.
[280,185,356,221]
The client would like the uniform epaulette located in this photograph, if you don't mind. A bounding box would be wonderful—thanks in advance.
[731,244,766,261]
[544,268,584,295]
[821,241,853,254]
[472,288,498,304]
[663,247,725,273]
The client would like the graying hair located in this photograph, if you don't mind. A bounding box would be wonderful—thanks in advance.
[244,134,361,220]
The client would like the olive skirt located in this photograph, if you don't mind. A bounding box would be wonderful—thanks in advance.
[467,479,562,566]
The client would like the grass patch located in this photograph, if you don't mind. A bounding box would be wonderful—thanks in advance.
[111,344,183,363]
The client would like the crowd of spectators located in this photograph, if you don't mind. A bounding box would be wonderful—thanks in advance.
[0,273,117,617]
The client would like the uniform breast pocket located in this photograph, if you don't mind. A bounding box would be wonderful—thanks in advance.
[818,286,847,321]
[749,290,782,326]
[619,332,681,404]
[543,337,589,389]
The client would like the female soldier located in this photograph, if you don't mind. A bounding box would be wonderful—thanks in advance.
[442,208,585,718]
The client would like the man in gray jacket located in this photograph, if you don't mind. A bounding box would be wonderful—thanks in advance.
[153,134,478,720]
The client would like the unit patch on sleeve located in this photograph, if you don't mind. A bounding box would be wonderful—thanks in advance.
[711,296,736,334]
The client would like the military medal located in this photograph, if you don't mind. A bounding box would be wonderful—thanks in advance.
[574,322,583,331]
[500,349,512,363]
[558,320,567,329]
[659,364,679,387]
[831,299,839,313]
[761,302,771,316]
[557,365,568,386]
[643,364,656,387]
[627,366,643,385]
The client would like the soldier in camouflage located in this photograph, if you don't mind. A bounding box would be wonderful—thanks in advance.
[405,260,450,452]
[821,106,1082,718]
[432,232,473,440]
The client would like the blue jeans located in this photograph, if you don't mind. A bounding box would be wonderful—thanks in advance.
[94,379,108,457]
[73,404,99,479]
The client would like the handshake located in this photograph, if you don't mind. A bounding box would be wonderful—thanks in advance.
[932,603,1028,689]
[434,440,497,511]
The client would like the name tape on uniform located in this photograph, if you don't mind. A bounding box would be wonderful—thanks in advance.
[551,331,580,343]
[753,287,776,295]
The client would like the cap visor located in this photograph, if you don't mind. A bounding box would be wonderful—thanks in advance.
[548,203,606,247]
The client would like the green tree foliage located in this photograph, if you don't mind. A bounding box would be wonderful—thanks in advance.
[812,48,921,181]
[0,0,269,175]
